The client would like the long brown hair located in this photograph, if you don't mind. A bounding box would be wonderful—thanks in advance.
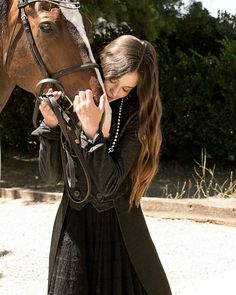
[100,35,162,207]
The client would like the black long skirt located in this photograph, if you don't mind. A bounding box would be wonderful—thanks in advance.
[48,204,147,295]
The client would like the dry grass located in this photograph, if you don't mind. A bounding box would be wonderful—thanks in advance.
[162,150,236,199]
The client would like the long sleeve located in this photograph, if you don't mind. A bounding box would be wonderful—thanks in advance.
[32,122,63,185]
[31,97,141,198]
[80,112,141,196]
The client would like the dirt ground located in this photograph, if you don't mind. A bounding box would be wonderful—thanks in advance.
[0,198,236,295]
[1,147,236,295]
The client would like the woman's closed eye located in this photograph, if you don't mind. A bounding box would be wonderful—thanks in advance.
[109,79,132,92]
[122,88,130,93]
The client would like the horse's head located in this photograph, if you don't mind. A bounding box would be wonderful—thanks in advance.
[0,0,103,111]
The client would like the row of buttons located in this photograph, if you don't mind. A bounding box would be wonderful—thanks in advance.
[73,190,104,202]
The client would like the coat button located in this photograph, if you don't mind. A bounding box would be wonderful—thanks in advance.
[96,193,103,201]
[74,190,82,201]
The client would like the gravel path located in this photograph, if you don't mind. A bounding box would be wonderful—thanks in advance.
[0,198,236,295]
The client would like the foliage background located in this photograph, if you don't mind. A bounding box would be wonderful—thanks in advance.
[1,0,236,162]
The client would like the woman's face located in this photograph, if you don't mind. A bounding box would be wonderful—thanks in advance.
[104,71,139,103]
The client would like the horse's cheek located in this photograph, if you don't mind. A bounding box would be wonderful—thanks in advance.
[8,41,39,86]
[18,42,29,59]
[12,42,33,71]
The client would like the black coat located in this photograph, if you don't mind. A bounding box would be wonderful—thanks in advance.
[33,97,172,295]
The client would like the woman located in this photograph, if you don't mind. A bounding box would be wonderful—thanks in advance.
[33,35,172,295]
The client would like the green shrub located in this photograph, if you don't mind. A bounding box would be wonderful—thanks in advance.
[159,39,236,161]
[0,87,37,152]
[1,2,236,162]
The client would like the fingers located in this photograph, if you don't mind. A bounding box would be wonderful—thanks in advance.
[77,89,94,104]
[53,91,62,99]
[99,93,106,111]
[73,90,106,110]
[39,99,59,127]
[85,89,93,102]
[73,89,94,112]
[73,93,81,112]
[39,100,53,115]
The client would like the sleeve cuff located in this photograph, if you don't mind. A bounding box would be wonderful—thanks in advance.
[31,121,60,140]
[80,130,104,152]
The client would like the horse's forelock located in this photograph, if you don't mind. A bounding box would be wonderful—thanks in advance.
[65,20,84,49]
[61,10,86,42]
[60,8,94,61]
[60,7,104,91]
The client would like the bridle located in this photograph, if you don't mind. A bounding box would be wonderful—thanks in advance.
[20,0,99,79]
[4,0,104,204]
[4,0,99,100]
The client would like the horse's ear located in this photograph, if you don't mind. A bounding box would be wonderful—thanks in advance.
[81,12,93,37]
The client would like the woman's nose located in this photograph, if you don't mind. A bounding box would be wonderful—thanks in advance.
[111,84,119,97]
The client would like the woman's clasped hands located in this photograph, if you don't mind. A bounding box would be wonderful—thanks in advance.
[39,89,111,139]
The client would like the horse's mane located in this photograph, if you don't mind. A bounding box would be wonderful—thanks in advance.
[0,0,9,30]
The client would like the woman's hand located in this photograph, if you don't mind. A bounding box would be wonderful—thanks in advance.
[74,89,106,139]
[39,89,60,128]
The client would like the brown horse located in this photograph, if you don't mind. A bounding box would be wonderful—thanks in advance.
[0,0,103,113]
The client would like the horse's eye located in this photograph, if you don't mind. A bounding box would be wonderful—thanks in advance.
[39,22,54,34]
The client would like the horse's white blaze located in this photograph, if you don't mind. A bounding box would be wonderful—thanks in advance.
[60,8,105,93]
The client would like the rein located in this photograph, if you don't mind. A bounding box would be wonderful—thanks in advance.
[40,89,92,204]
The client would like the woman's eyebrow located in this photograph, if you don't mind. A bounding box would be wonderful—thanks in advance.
[124,85,135,89]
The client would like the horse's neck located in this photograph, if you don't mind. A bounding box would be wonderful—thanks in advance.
[0,8,18,111]
[0,71,15,111]
[0,42,15,112]
[0,28,4,67]
[0,44,3,66]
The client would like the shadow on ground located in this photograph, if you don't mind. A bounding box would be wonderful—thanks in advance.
[1,147,236,198]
